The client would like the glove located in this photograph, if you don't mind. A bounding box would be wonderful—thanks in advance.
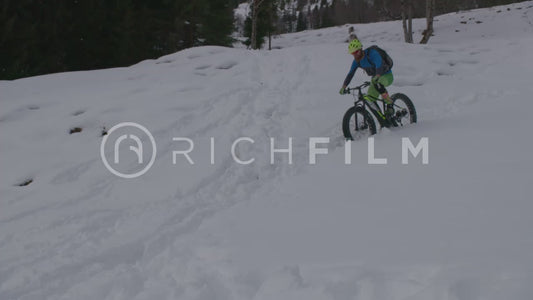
[339,87,346,95]
[371,76,380,84]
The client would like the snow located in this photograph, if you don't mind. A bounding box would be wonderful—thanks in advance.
[234,3,251,37]
[1,1,533,299]
[234,2,250,19]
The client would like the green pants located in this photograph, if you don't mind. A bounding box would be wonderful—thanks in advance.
[367,72,394,101]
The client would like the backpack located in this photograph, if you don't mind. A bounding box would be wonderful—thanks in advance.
[367,45,393,71]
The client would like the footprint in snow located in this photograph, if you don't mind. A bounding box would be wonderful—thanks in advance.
[0,105,40,122]
[72,110,85,116]
[69,127,82,134]
[15,178,33,187]
[187,53,203,59]
[216,61,237,70]
[438,48,454,53]
[457,59,479,65]
[436,69,454,76]
[195,65,210,70]
[156,59,173,64]
[208,49,226,55]
[127,74,146,81]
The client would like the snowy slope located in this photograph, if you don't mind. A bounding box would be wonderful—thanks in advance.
[1,2,533,299]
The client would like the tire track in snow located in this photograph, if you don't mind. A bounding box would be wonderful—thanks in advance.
[0,51,318,299]
[139,51,315,259]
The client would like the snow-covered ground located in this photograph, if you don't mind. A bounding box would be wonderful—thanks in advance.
[1,2,533,299]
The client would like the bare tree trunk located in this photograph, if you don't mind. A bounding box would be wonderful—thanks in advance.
[401,0,413,43]
[408,2,413,42]
[307,3,311,29]
[420,0,435,44]
[251,3,257,49]
[251,0,265,49]
[401,4,408,42]
[268,0,272,50]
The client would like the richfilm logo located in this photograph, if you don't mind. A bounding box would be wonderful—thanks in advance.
[100,122,157,179]
[100,122,428,178]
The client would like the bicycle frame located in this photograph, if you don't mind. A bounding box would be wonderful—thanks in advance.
[343,82,415,138]
[346,82,389,128]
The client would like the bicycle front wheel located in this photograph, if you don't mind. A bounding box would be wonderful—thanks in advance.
[342,106,377,140]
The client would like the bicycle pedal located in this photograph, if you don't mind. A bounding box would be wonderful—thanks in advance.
[395,117,403,126]
[396,109,408,118]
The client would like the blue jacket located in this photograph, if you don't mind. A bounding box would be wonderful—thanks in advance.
[343,47,392,87]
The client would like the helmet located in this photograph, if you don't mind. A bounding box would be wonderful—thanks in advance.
[348,39,362,54]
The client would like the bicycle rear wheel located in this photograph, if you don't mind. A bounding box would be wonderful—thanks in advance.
[342,106,376,140]
[390,93,417,126]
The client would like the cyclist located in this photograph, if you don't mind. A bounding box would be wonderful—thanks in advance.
[339,39,394,121]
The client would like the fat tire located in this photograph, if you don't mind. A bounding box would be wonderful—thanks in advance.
[391,93,417,124]
[342,106,377,140]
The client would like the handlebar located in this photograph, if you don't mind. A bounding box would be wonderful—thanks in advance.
[345,81,371,94]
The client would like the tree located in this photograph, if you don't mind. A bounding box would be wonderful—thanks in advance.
[250,0,266,49]
[0,0,235,80]
[319,6,335,28]
[200,0,235,46]
[296,12,307,32]
[281,11,297,33]
[244,0,277,49]
[420,0,436,44]
[401,0,414,43]
[266,0,279,50]
[310,6,320,29]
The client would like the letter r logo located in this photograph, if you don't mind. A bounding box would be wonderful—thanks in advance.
[100,122,157,179]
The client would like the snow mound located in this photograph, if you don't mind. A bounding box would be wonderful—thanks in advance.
[1,2,533,299]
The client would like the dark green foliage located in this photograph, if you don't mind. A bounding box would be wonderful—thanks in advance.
[296,13,307,32]
[284,0,525,32]
[319,2,335,29]
[243,0,278,49]
[1,0,524,79]
[0,0,235,80]
[201,0,235,46]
